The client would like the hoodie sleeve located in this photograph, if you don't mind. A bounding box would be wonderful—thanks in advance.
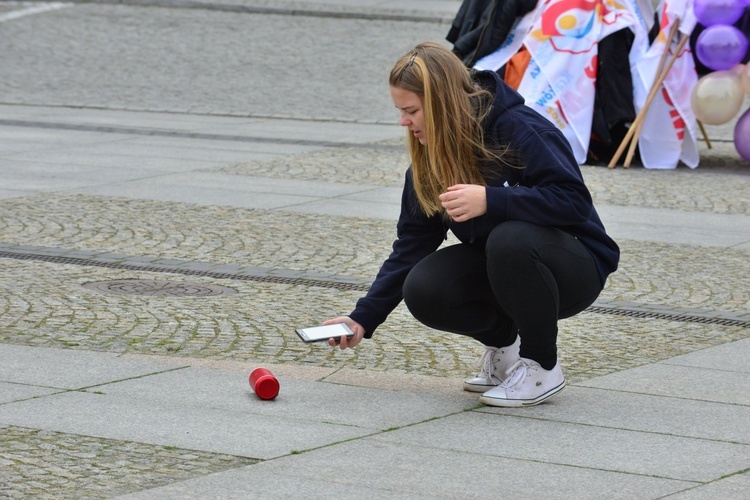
[349,169,444,337]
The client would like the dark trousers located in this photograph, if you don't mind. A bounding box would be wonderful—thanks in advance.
[402,221,603,369]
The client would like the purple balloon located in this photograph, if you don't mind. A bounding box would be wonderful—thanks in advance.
[694,0,746,26]
[696,25,749,71]
[735,108,750,162]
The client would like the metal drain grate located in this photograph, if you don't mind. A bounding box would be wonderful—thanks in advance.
[0,250,371,292]
[586,306,750,329]
[2,249,748,327]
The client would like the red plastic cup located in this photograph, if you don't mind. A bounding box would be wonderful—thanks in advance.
[249,367,279,400]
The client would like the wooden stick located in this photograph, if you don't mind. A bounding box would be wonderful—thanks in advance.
[609,31,689,168]
[611,22,680,168]
[697,120,712,149]
[623,120,643,168]
[622,22,681,168]
[658,21,680,74]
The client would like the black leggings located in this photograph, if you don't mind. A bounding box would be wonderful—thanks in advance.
[402,221,603,369]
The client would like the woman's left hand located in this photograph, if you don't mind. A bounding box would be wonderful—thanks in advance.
[439,184,487,222]
[322,316,365,350]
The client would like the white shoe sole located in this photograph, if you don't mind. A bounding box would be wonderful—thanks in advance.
[479,380,566,407]
[463,381,497,393]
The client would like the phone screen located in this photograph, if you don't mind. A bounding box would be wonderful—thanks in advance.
[296,323,354,343]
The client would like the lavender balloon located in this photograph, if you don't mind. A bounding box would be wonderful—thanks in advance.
[693,0,748,26]
[696,25,749,71]
[694,0,746,26]
[735,108,750,162]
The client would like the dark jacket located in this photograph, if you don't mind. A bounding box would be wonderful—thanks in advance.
[447,0,538,66]
[350,70,620,337]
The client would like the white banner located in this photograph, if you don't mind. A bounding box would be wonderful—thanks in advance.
[634,0,699,169]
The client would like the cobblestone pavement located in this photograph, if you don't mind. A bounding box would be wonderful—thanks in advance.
[1,181,748,382]
[0,426,257,499]
[219,139,750,215]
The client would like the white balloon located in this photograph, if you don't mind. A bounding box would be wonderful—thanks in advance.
[691,71,744,125]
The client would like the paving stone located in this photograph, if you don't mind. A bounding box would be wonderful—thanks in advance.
[0,426,257,499]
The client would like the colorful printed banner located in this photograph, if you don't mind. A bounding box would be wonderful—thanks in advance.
[474,0,699,169]
[519,0,639,163]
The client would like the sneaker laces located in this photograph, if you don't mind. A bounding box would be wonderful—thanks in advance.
[499,359,536,390]
[477,347,502,384]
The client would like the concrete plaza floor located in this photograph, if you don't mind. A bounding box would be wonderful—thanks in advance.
[1,0,749,498]
[1,99,749,499]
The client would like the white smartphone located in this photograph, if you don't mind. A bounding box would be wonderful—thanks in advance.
[295,323,354,343]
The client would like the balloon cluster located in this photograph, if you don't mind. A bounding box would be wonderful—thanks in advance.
[690,0,750,161]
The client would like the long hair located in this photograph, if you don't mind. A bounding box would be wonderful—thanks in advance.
[389,41,510,216]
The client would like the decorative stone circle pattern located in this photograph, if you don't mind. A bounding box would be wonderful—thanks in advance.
[82,280,238,297]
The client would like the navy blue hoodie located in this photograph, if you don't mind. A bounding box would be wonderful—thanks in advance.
[350,70,619,337]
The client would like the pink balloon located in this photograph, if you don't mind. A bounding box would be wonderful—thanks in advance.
[694,0,746,26]
[735,108,750,162]
[696,25,749,71]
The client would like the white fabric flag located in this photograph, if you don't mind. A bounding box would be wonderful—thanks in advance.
[634,0,699,169]
[624,0,655,82]
[517,0,638,163]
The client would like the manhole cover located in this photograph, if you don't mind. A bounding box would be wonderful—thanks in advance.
[82,280,238,297]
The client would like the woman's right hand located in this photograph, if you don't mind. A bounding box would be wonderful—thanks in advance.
[322,316,365,350]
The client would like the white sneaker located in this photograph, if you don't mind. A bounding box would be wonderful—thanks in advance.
[463,336,521,392]
[479,358,565,407]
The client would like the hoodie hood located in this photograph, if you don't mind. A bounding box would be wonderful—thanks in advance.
[474,69,526,116]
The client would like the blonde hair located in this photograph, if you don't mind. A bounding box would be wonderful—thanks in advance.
[389,41,509,216]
